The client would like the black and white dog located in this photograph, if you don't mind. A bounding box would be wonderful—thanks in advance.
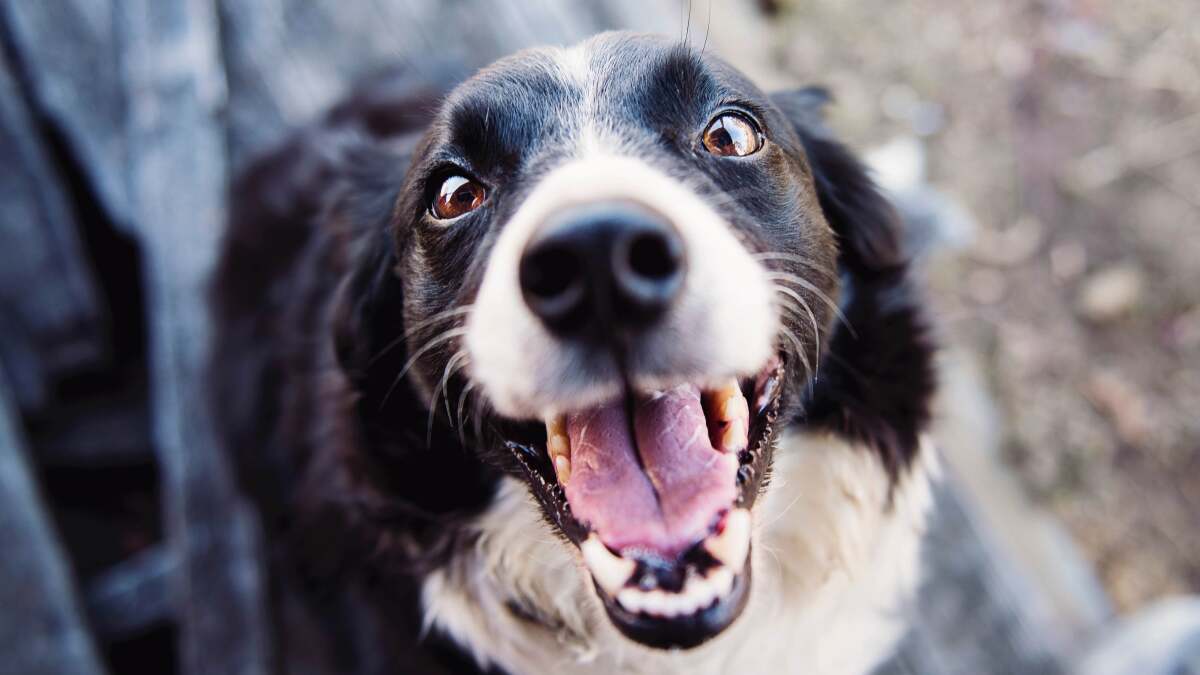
[212,31,936,674]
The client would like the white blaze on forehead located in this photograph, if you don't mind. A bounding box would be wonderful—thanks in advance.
[466,152,777,419]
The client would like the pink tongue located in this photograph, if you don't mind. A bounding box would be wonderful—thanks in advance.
[563,384,738,558]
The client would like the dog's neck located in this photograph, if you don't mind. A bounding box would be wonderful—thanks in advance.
[421,431,937,675]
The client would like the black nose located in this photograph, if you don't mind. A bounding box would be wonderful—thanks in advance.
[519,203,685,336]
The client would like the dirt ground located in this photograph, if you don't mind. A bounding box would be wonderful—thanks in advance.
[763,0,1200,611]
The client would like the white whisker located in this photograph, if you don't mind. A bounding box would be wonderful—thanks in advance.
[752,251,838,280]
[368,305,474,367]
[773,285,822,371]
[456,381,478,445]
[380,327,469,410]
[428,350,471,447]
[767,273,856,338]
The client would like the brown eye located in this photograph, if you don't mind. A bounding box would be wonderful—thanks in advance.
[702,113,763,157]
[432,174,486,220]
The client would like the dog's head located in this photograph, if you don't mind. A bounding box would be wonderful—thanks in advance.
[334,32,913,650]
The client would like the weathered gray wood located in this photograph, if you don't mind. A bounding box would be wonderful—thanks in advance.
[874,480,1067,675]
[215,0,678,168]
[0,46,104,413]
[30,389,153,467]
[0,378,107,675]
[0,0,131,231]
[1077,598,1200,675]
[85,545,176,641]
[119,0,271,673]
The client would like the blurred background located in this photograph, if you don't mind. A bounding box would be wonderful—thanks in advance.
[0,1,1196,674]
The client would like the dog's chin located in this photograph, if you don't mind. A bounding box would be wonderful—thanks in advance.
[501,357,786,649]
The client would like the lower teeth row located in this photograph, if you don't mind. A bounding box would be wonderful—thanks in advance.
[616,567,735,618]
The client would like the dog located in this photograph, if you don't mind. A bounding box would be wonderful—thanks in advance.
[211,31,937,675]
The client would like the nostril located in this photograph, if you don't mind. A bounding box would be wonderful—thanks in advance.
[520,243,588,332]
[520,203,685,335]
[627,232,681,282]
[523,246,579,301]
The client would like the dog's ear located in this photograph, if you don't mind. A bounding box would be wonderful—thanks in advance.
[772,88,935,481]
[331,231,404,387]
[326,138,413,395]
[771,87,905,274]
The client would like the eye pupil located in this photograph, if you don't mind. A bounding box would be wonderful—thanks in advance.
[710,127,734,151]
[702,113,762,157]
[432,174,486,220]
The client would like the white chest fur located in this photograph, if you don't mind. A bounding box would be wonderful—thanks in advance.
[422,432,937,675]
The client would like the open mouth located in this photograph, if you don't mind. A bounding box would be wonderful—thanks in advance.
[505,357,785,649]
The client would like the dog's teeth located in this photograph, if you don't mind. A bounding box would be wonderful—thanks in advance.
[581,535,635,596]
[642,590,669,616]
[720,419,747,453]
[545,415,572,484]
[553,454,572,485]
[708,567,735,597]
[705,380,749,453]
[718,392,748,424]
[617,588,644,614]
[704,508,752,573]
[677,580,706,614]
[547,432,569,459]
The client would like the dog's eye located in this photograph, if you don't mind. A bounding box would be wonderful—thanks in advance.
[702,113,763,157]
[431,175,486,220]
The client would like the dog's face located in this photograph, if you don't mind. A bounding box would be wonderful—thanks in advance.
[382,33,842,649]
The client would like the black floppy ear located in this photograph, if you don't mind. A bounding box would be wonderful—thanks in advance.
[332,230,404,386]
[771,87,935,481]
[326,137,413,396]
[771,87,905,274]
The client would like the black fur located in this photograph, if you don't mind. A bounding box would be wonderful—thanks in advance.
[773,88,936,480]
[210,35,933,672]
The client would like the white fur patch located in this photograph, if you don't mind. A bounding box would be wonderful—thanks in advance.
[422,433,938,675]
[465,153,777,419]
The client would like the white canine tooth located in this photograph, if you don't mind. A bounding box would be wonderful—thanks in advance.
[642,590,668,616]
[546,414,566,438]
[581,535,635,596]
[618,588,643,613]
[658,592,680,617]
[720,418,747,453]
[711,380,748,418]
[709,567,735,597]
[547,432,569,459]
[687,576,714,609]
[553,454,572,485]
[719,391,749,423]
[705,508,752,573]
[682,590,702,614]
[545,415,572,484]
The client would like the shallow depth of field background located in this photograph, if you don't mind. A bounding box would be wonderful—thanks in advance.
[764,1,1199,610]
[0,1,1197,674]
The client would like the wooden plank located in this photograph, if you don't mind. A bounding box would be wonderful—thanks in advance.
[215,0,678,168]
[29,389,153,467]
[0,377,107,675]
[0,0,131,231]
[118,1,271,673]
[85,546,176,641]
[0,44,104,413]
[888,480,1068,675]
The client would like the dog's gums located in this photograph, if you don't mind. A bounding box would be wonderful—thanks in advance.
[506,358,784,647]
